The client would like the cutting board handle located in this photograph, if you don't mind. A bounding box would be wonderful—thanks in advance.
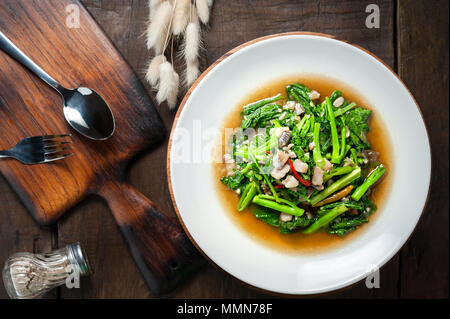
[98,181,204,295]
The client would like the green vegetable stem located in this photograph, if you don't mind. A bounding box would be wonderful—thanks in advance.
[351,164,386,201]
[323,166,356,183]
[303,205,349,234]
[334,102,356,118]
[326,97,341,164]
[313,122,325,168]
[237,182,259,211]
[252,194,305,216]
[310,167,362,206]
[335,117,351,163]
[242,94,283,115]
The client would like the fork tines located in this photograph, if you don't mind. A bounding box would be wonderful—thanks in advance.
[1,134,74,165]
[39,135,73,162]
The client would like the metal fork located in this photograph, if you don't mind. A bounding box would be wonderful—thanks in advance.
[0,135,73,164]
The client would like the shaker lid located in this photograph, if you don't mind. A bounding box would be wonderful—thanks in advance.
[67,242,90,276]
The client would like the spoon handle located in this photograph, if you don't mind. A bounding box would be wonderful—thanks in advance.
[0,30,63,92]
[0,151,11,159]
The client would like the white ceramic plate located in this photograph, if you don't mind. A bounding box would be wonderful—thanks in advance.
[167,32,431,295]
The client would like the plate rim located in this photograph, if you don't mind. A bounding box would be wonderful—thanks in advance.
[166,31,432,295]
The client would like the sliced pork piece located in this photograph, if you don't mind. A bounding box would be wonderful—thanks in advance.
[293,159,309,173]
[287,150,297,158]
[273,150,290,169]
[282,143,294,151]
[294,103,305,115]
[271,163,290,180]
[279,212,293,222]
[283,100,296,110]
[333,96,345,107]
[282,175,299,188]
[322,158,333,172]
[308,90,320,100]
[314,184,325,191]
[312,166,324,186]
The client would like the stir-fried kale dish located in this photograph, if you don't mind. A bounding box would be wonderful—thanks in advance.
[221,83,386,236]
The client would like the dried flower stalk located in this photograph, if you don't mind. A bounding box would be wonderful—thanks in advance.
[145,0,213,109]
[196,0,210,24]
[172,0,190,35]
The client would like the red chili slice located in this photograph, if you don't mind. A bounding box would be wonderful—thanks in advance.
[273,184,285,189]
[287,158,312,187]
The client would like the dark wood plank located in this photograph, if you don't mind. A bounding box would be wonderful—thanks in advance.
[397,0,449,299]
[0,175,55,299]
[203,0,395,68]
[59,0,396,298]
[57,197,153,298]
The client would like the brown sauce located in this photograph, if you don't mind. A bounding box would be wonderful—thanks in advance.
[213,75,392,254]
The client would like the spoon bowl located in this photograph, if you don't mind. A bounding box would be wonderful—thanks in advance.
[62,87,115,140]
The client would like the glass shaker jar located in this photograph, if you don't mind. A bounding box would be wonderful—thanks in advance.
[2,242,90,299]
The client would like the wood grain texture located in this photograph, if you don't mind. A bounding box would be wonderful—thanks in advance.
[0,0,201,296]
[397,0,449,299]
[0,0,447,299]
[0,175,56,299]
[0,0,164,223]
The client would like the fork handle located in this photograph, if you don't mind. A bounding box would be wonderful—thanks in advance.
[98,181,204,295]
[0,30,64,92]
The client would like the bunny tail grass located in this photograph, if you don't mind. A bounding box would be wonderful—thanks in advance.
[185,59,200,87]
[145,55,167,87]
[146,1,172,51]
[172,0,190,35]
[149,0,164,22]
[196,0,210,24]
[156,62,178,105]
[167,71,180,109]
[184,18,201,63]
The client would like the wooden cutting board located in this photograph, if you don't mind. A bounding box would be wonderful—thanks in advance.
[0,0,202,295]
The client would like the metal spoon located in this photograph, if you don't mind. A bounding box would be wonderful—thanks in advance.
[0,30,115,140]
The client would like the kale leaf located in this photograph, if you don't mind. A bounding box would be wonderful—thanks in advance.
[252,206,280,227]
[220,171,245,190]
[325,196,377,236]
[344,107,372,149]
[241,103,281,129]
[280,215,312,234]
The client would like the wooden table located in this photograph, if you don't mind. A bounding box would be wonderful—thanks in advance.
[0,0,447,299]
